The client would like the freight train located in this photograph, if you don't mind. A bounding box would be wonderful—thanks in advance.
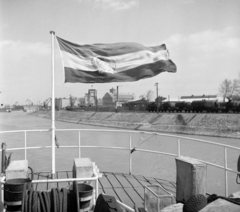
[146,99,240,113]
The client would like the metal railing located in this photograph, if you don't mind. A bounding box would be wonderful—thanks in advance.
[0,128,240,198]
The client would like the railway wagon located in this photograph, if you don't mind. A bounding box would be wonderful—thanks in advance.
[146,99,240,113]
[159,101,177,112]
[146,102,158,112]
[219,101,240,113]
[175,101,192,112]
[191,100,218,113]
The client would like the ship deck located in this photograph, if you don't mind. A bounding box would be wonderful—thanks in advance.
[31,170,176,208]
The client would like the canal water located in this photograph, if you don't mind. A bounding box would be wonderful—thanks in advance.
[0,111,240,196]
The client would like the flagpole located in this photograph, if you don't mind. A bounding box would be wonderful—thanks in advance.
[50,31,56,179]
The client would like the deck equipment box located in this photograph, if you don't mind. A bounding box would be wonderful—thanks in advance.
[175,156,207,203]
[5,160,28,180]
[73,158,94,178]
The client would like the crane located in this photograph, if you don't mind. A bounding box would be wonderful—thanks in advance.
[13,101,19,107]
[43,98,51,109]
[26,99,33,106]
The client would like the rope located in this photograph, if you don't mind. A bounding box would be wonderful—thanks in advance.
[131,132,158,154]
[38,191,46,212]
[20,182,94,212]
[61,188,68,212]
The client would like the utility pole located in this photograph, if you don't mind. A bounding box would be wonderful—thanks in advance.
[155,83,159,113]
[115,86,119,112]
[95,89,98,112]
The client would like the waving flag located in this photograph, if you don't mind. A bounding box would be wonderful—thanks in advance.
[56,36,177,83]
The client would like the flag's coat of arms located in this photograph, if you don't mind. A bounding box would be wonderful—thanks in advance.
[91,56,116,74]
[56,36,176,83]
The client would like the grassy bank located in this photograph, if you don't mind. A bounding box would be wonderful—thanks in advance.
[31,110,240,139]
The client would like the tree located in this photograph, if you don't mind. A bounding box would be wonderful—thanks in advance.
[69,95,77,107]
[219,79,232,102]
[131,93,136,100]
[145,90,154,101]
[232,78,240,99]
[139,90,154,102]
[219,77,240,102]
[139,94,145,100]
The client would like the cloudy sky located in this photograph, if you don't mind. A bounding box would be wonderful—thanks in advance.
[1,0,240,105]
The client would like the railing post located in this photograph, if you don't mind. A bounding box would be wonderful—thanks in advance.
[78,131,81,158]
[224,147,228,197]
[1,143,6,174]
[129,133,132,175]
[24,131,27,160]
[177,139,181,157]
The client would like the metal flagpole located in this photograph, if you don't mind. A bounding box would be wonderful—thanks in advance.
[50,31,56,179]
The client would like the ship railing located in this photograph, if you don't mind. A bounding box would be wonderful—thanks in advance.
[0,128,240,199]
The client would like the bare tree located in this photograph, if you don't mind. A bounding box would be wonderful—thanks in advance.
[219,79,232,102]
[145,90,154,101]
[232,78,240,98]
[69,95,77,107]
[131,93,136,100]
[219,77,240,101]
[78,97,85,106]
[139,90,154,102]
[139,94,145,100]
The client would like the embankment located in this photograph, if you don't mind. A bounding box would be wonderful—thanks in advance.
[31,111,240,138]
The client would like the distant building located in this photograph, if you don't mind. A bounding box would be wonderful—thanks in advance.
[97,98,103,106]
[118,94,134,103]
[54,98,71,109]
[102,92,116,106]
[102,88,134,106]
[85,89,97,106]
[180,94,222,102]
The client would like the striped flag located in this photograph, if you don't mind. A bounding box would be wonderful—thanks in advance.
[56,36,177,83]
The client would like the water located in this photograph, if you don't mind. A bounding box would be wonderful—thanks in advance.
[0,111,240,196]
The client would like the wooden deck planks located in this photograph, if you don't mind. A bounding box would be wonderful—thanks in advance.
[113,173,144,206]
[32,170,176,208]
[98,172,113,189]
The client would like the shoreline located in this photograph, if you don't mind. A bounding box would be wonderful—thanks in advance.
[30,110,240,139]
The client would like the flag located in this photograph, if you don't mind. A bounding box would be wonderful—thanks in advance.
[56,36,177,83]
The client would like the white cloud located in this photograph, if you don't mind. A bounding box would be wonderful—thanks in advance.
[165,27,240,56]
[0,40,50,61]
[79,0,138,10]
[161,27,240,91]
[180,0,195,4]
